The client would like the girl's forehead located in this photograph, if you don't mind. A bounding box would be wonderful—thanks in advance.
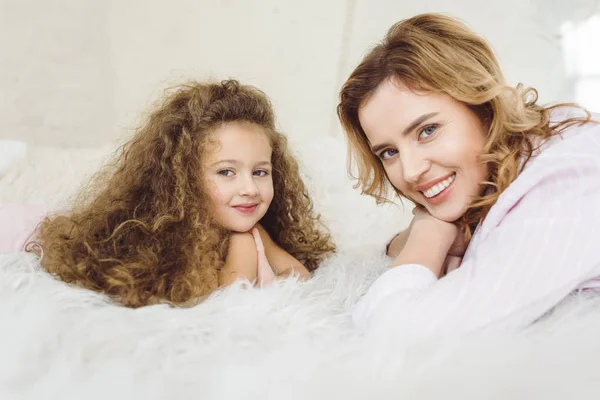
[203,122,273,164]
[208,122,269,142]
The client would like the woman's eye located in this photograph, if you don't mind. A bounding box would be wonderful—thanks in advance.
[253,169,270,177]
[418,124,438,140]
[379,149,398,160]
[217,169,234,177]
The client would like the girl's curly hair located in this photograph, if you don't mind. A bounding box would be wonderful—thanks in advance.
[337,13,592,240]
[32,79,334,308]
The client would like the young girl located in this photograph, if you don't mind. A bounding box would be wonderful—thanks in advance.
[32,79,335,308]
[337,13,600,335]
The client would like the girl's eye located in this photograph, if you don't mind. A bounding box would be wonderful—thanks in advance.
[379,148,398,160]
[418,124,438,140]
[253,169,270,177]
[217,169,234,177]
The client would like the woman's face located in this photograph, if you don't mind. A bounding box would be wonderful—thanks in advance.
[358,78,488,222]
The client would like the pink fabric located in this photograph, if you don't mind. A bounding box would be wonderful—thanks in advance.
[354,108,600,336]
[0,204,47,253]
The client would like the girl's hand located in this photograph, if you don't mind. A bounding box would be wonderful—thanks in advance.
[251,228,277,286]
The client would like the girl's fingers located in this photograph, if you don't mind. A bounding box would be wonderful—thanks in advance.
[252,228,276,286]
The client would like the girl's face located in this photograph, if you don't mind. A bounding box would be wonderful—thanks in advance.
[358,78,488,222]
[203,122,274,233]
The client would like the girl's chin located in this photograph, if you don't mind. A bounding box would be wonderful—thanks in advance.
[228,223,257,233]
[227,216,266,233]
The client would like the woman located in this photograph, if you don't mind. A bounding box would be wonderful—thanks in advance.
[335,13,600,336]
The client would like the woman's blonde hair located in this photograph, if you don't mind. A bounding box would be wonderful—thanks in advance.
[33,79,334,308]
[338,13,591,239]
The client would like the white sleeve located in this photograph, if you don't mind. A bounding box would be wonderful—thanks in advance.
[353,157,600,337]
[353,264,437,327]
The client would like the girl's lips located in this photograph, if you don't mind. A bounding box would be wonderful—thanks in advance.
[233,204,258,215]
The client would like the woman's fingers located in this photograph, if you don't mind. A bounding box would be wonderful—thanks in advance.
[412,205,427,216]
[443,255,463,274]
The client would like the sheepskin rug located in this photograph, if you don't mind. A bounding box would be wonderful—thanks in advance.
[1,135,600,399]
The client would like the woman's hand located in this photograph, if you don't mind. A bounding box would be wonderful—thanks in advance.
[391,206,459,277]
[447,226,468,258]
[386,219,413,258]
[410,205,455,231]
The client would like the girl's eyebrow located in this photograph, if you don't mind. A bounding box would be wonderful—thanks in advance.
[210,159,239,167]
[210,160,272,167]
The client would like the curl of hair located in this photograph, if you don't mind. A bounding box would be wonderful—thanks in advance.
[32,79,334,308]
[337,13,592,240]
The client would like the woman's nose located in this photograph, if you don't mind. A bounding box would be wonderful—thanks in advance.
[400,149,430,184]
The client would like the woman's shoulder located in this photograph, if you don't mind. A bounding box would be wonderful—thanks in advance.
[547,106,600,146]
[517,112,600,195]
[528,106,600,165]
[479,109,600,235]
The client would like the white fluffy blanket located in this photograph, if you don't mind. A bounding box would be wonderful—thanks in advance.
[2,137,600,398]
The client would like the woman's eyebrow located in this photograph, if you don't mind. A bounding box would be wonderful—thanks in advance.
[370,112,439,154]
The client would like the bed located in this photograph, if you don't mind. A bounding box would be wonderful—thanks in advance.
[1,137,599,399]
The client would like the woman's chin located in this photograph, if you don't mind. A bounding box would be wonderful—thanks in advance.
[428,205,466,223]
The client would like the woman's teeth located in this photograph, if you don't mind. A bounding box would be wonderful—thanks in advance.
[422,174,455,198]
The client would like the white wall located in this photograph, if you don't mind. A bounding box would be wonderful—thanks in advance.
[105,0,348,148]
[1,0,599,147]
[1,0,114,147]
